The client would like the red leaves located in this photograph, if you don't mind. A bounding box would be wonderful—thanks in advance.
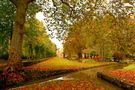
[10,80,104,90]
[107,70,135,85]
[7,72,24,83]
[1,67,25,86]
[23,65,80,71]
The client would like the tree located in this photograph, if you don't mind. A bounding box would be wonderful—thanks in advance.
[6,0,135,69]
[0,0,15,58]
[63,0,135,60]
[23,18,56,59]
[7,0,77,70]
[8,0,35,70]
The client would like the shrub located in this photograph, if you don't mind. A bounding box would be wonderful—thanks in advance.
[2,67,25,87]
[112,51,124,62]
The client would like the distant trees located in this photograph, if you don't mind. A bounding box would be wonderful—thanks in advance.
[113,51,125,62]
[63,22,87,59]
[63,0,135,60]
[24,18,56,59]
[0,0,15,59]
[0,0,134,70]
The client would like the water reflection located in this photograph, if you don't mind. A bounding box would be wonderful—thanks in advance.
[47,77,75,82]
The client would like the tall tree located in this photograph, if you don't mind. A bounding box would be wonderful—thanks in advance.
[24,18,56,59]
[8,0,35,70]
[7,0,76,70]
[0,0,15,58]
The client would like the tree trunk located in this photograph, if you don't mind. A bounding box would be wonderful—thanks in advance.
[28,43,33,60]
[8,0,35,70]
[8,1,28,70]
[78,52,82,59]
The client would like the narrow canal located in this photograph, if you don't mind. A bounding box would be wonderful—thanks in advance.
[50,64,128,90]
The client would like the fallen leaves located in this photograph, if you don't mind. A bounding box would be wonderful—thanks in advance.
[107,70,135,85]
[23,57,115,71]
[10,79,104,90]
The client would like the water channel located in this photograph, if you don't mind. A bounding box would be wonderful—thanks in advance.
[49,64,128,90]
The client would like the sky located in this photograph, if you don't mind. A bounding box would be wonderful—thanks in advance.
[36,12,63,49]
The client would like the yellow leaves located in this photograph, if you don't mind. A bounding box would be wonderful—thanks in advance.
[24,23,30,30]
[23,18,56,57]
[27,57,115,70]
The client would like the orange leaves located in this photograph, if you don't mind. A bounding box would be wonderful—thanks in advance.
[23,57,115,71]
[107,70,135,85]
[10,80,104,90]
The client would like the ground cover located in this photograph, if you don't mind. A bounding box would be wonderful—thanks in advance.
[24,57,115,71]
[106,64,135,85]
[9,79,104,90]
[1,57,115,89]
[107,70,135,85]
[123,64,135,70]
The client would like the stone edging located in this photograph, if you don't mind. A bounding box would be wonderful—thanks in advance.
[97,72,135,90]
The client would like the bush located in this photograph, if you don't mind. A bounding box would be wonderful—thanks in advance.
[1,67,25,87]
[112,51,124,62]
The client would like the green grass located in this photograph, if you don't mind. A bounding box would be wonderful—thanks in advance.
[0,57,115,71]
[28,57,115,70]
[81,59,96,63]
[123,64,135,70]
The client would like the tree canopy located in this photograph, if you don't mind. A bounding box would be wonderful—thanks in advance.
[0,0,134,69]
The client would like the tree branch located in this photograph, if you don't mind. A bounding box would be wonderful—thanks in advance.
[52,0,58,14]
[52,0,57,8]
[9,0,17,6]
[27,0,35,4]
[61,0,74,13]
[60,0,74,16]
[60,0,72,9]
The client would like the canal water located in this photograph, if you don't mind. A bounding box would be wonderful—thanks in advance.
[50,64,128,90]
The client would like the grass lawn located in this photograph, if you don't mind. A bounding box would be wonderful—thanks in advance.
[123,63,135,70]
[24,57,115,71]
[0,57,115,70]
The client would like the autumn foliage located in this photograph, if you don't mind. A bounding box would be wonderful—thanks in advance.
[107,70,135,85]
[9,80,104,90]
[112,51,124,62]
[0,67,25,87]
[0,57,115,89]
